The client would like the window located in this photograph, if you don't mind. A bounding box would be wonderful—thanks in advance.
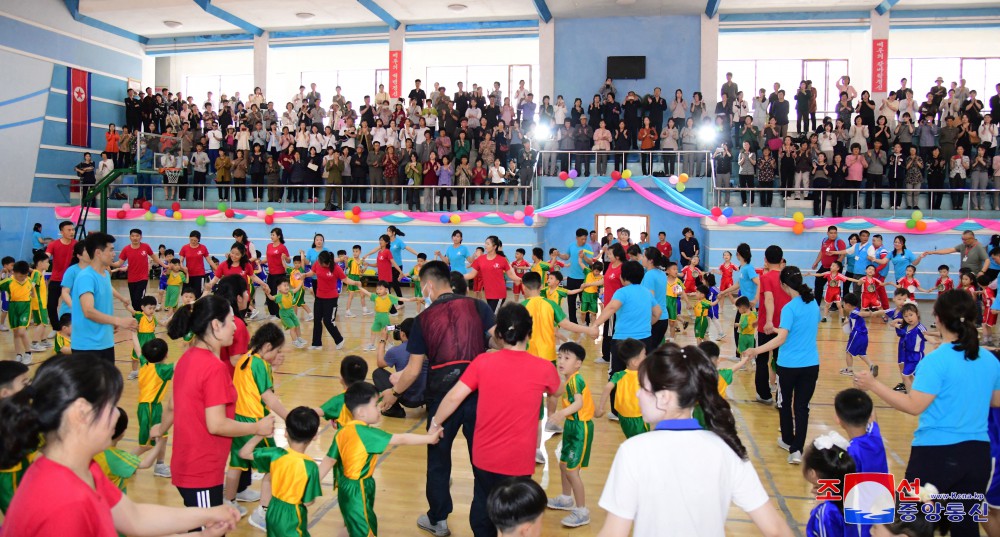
[718,59,848,114]
[595,214,648,241]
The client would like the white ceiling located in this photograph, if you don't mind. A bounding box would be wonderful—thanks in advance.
[76,0,998,39]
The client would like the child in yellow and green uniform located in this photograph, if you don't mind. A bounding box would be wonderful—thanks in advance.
[735,296,757,357]
[693,285,716,343]
[53,313,72,355]
[29,252,50,352]
[530,247,550,281]
[0,360,34,514]
[694,341,753,426]
[596,338,649,438]
[131,332,173,477]
[319,382,440,537]
[0,260,36,364]
[408,253,427,312]
[320,355,368,429]
[665,262,683,336]
[358,281,416,351]
[239,407,323,537]
[127,296,159,381]
[343,245,370,317]
[287,255,313,318]
[163,258,187,311]
[264,278,306,348]
[546,342,594,528]
[95,407,165,493]
[579,262,605,324]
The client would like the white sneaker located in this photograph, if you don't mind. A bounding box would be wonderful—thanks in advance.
[248,506,267,531]
[608,413,619,422]
[226,499,247,518]
[0,325,8,332]
[305,313,314,322]
[336,341,345,350]
[544,422,563,434]
[14,354,24,364]
[777,438,790,451]
[247,310,261,320]
[362,308,373,316]
[40,340,53,348]
[293,339,307,349]
[561,507,591,528]
[235,488,261,502]
[308,345,322,351]
[127,371,139,380]
[593,357,609,364]
[46,330,56,339]
[362,344,376,351]
[839,368,853,376]
[416,514,451,537]
[251,471,264,481]
[345,310,357,318]
[30,342,46,352]
[535,449,546,464]
[787,451,803,465]
[547,494,575,511]
[153,463,171,477]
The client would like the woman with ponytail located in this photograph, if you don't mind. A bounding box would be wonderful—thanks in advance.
[0,355,240,535]
[430,303,560,536]
[596,343,793,537]
[855,290,1000,537]
[162,295,275,513]
[743,266,821,465]
[642,247,671,347]
[213,275,252,373]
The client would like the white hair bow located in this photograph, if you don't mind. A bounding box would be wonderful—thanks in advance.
[812,431,850,451]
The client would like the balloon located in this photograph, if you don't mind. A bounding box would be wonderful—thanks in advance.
[256,210,266,217]
[565,179,575,188]
[143,211,153,221]
[676,183,686,192]
[439,214,449,223]
[264,215,274,225]
[149,205,158,214]
[905,219,916,229]
[164,209,173,218]
[722,206,734,218]
[513,210,524,220]
[525,205,535,216]
[792,211,805,223]
[711,207,722,217]
[351,215,360,223]
[171,202,180,211]
[450,214,460,224]
[217,202,227,211]
[568,169,578,179]
[717,215,728,225]
[616,179,628,188]
[344,211,353,220]
[610,170,621,180]
[173,211,182,220]
[196,215,207,226]
[558,171,569,181]
[915,220,927,231]
[622,169,632,179]
[116,210,126,219]
[121,203,130,210]
[224,208,235,218]
[524,216,534,226]
[804,219,815,229]
[792,223,805,235]
[352,206,362,215]
[668,175,679,184]
[265,207,275,216]
[910,210,923,221]
[141,200,151,210]
[679,173,689,182]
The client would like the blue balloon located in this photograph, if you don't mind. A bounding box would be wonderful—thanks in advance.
[439,214,449,223]
[524,216,534,226]
[149,205,158,214]
[722,206,734,218]
[164,209,174,218]
[617,179,627,188]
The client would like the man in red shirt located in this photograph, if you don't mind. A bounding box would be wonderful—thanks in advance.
[44,221,77,327]
[755,245,790,404]
[810,225,846,308]
[179,230,210,292]
[655,231,672,261]
[111,228,167,310]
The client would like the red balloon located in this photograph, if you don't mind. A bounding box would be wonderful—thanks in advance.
[141,201,151,210]
[224,208,235,218]
[611,170,621,180]
[525,205,535,216]
[264,215,274,225]
[171,202,181,211]
[352,206,362,215]
[116,210,127,219]
[710,207,722,217]
[558,171,569,181]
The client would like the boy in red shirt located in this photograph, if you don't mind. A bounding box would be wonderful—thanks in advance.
[511,248,531,302]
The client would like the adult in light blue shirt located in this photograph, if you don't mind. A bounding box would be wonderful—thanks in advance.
[561,228,596,325]
[31,223,50,252]
[591,261,662,351]
[744,267,820,462]
[641,250,670,347]
[71,266,116,353]
[887,235,920,281]
[386,225,418,268]
[718,244,758,304]
[439,230,470,271]
[850,232,871,275]
[303,233,330,266]
[855,290,1000,537]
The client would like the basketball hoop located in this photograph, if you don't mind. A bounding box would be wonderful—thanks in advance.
[162,167,182,184]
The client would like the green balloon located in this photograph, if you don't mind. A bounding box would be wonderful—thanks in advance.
[196,215,207,226]
[217,202,227,211]
[911,210,923,222]
[905,219,916,229]
[143,211,154,221]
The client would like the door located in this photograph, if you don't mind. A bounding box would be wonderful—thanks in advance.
[595,214,649,242]
[509,64,532,101]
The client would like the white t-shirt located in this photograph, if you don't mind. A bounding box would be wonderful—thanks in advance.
[599,429,769,537]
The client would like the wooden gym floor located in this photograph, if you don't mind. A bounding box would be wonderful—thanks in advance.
[9,281,920,536]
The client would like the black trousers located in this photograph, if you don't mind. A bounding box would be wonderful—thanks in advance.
[776,364,819,454]
[177,484,224,508]
[566,277,583,323]
[389,267,403,314]
[311,297,344,347]
[265,274,283,316]
[188,275,205,294]
[601,314,616,362]
[72,346,115,365]
[372,367,423,409]
[905,441,991,537]
[486,298,505,313]
[425,393,477,524]
[470,466,527,537]
[47,280,62,327]
[928,174,945,209]
[949,174,966,209]
[738,174,755,205]
[128,280,147,311]
[754,332,778,400]
[649,319,669,352]
[887,175,904,207]
[864,172,883,209]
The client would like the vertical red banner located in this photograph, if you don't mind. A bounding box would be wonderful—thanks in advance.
[67,68,92,147]
[872,39,888,93]
[389,50,402,99]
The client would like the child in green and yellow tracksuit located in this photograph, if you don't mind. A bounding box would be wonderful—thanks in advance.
[95,407,165,493]
[735,296,757,359]
[128,296,159,381]
[0,261,36,364]
[357,281,416,352]
[320,355,367,429]
[240,407,323,537]
[163,258,187,312]
[265,278,306,348]
[54,313,72,355]
[692,285,716,344]
[287,256,312,319]
[0,359,34,514]
[29,252,50,352]
[319,382,439,537]
[596,338,649,438]
[580,262,605,325]
[342,246,370,317]
[546,342,594,528]
[408,253,427,312]
[131,332,172,477]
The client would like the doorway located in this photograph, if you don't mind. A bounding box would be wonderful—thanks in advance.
[595,214,649,244]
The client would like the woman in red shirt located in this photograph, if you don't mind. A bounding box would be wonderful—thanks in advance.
[179,230,210,292]
[264,228,290,317]
[364,234,402,286]
[162,295,275,512]
[207,242,266,291]
[300,250,350,350]
[0,355,240,535]
[465,235,523,311]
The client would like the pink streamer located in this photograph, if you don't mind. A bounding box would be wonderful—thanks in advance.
[54,206,526,224]
[537,180,616,217]
[623,179,711,218]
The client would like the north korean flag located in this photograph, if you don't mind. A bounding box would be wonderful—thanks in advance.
[67,68,92,147]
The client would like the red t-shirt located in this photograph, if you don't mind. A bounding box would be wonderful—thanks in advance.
[179,243,209,276]
[459,349,560,476]
[216,261,254,278]
[471,254,511,300]
[757,270,791,333]
[376,249,394,282]
[819,238,847,268]
[265,243,289,275]
[656,240,672,259]
[603,262,622,305]
[1,457,121,535]
[118,242,154,283]
[314,263,347,299]
[171,346,237,489]
[46,238,77,281]
[718,262,735,289]
[681,265,701,293]
[219,316,249,376]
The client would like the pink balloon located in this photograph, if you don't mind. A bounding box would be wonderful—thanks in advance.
[513,210,525,220]
[668,175,680,185]
[717,215,728,225]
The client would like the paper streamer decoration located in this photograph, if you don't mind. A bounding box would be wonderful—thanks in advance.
[623,178,711,218]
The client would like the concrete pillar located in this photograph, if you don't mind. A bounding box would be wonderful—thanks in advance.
[154,56,172,92]
[253,31,269,96]
[700,14,720,109]
[539,20,555,99]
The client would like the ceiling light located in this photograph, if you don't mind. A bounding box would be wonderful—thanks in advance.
[448,4,468,11]
[163,20,183,28]
[296,12,315,19]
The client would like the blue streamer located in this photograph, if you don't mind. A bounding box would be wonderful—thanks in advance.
[536,176,593,212]
[478,215,509,225]
[651,177,711,215]
[292,213,332,223]
[381,215,415,224]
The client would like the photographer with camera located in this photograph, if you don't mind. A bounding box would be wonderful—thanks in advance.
[374,317,426,418]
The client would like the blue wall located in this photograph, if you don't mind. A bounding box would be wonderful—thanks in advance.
[554,15,701,105]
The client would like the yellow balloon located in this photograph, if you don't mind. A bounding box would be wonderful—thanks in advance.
[450,215,461,224]
[344,211,353,220]
[792,211,805,223]
[622,169,632,179]
[173,211,183,220]
[679,173,689,182]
